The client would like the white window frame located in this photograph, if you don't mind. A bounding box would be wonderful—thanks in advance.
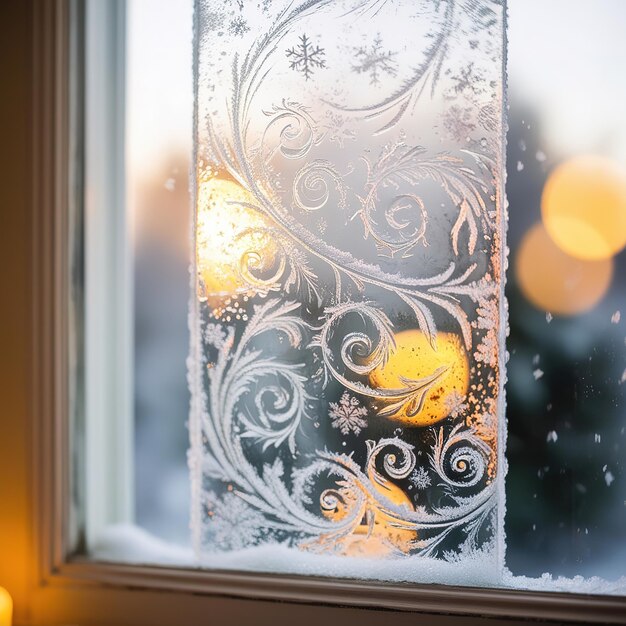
[23,1,626,624]
[83,0,133,548]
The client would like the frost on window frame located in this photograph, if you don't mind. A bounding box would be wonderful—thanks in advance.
[190,0,506,578]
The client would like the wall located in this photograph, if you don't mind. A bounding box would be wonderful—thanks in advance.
[0,1,35,625]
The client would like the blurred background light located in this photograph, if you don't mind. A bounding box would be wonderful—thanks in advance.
[516,222,613,315]
[541,155,626,261]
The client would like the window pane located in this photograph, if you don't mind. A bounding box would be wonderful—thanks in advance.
[85,0,626,597]
[191,0,505,581]
[128,0,193,546]
[505,0,626,583]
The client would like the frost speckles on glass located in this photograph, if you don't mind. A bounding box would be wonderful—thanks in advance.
[191,0,505,573]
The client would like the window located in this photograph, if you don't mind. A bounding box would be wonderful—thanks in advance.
[24,0,626,623]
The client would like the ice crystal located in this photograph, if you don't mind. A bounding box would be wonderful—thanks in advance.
[409,466,432,490]
[478,103,498,133]
[468,397,497,444]
[442,105,475,143]
[204,322,227,349]
[329,391,368,435]
[228,15,250,37]
[475,330,498,368]
[286,34,326,81]
[351,34,397,86]
[205,491,266,551]
[445,390,469,419]
[448,62,485,98]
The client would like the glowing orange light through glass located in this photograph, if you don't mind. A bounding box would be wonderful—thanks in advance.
[516,222,613,316]
[196,178,278,299]
[369,330,469,427]
[541,155,626,261]
[0,587,12,626]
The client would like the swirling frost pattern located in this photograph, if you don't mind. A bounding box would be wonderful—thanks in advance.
[192,0,505,567]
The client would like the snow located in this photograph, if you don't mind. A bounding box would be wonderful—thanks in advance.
[546,430,558,443]
[501,570,626,596]
[90,524,195,566]
[91,524,626,596]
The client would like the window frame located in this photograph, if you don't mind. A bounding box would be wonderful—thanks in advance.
[27,1,626,624]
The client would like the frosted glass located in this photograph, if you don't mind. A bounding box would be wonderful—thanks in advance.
[191,0,505,578]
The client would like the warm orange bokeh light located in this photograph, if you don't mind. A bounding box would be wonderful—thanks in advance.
[196,178,278,298]
[0,587,12,626]
[516,222,613,315]
[369,330,469,427]
[541,155,626,261]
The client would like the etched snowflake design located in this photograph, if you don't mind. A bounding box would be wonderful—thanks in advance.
[286,34,326,81]
[351,34,397,85]
[445,390,469,419]
[205,491,266,551]
[448,62,485,98]
[329,391,368,435]
[228,15,250,37]
[442,104,475,143]
[409,466,432,490]
[204,323,227,349]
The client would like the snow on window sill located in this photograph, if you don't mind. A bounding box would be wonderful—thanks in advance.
[91,525,626,596]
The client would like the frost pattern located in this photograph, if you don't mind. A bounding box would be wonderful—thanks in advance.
[329,391,368,435]
[409,466,432,491]
[286,34,326,80]
[192,0,505,569]
[228,15,250,37]
[351,34,397,86]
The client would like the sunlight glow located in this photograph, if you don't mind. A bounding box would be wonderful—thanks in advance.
[196,178,278,300]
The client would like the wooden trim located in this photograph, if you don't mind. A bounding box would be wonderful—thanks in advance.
[28,1,626,625]
[31,0,75,580]
[48,559,626,625]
